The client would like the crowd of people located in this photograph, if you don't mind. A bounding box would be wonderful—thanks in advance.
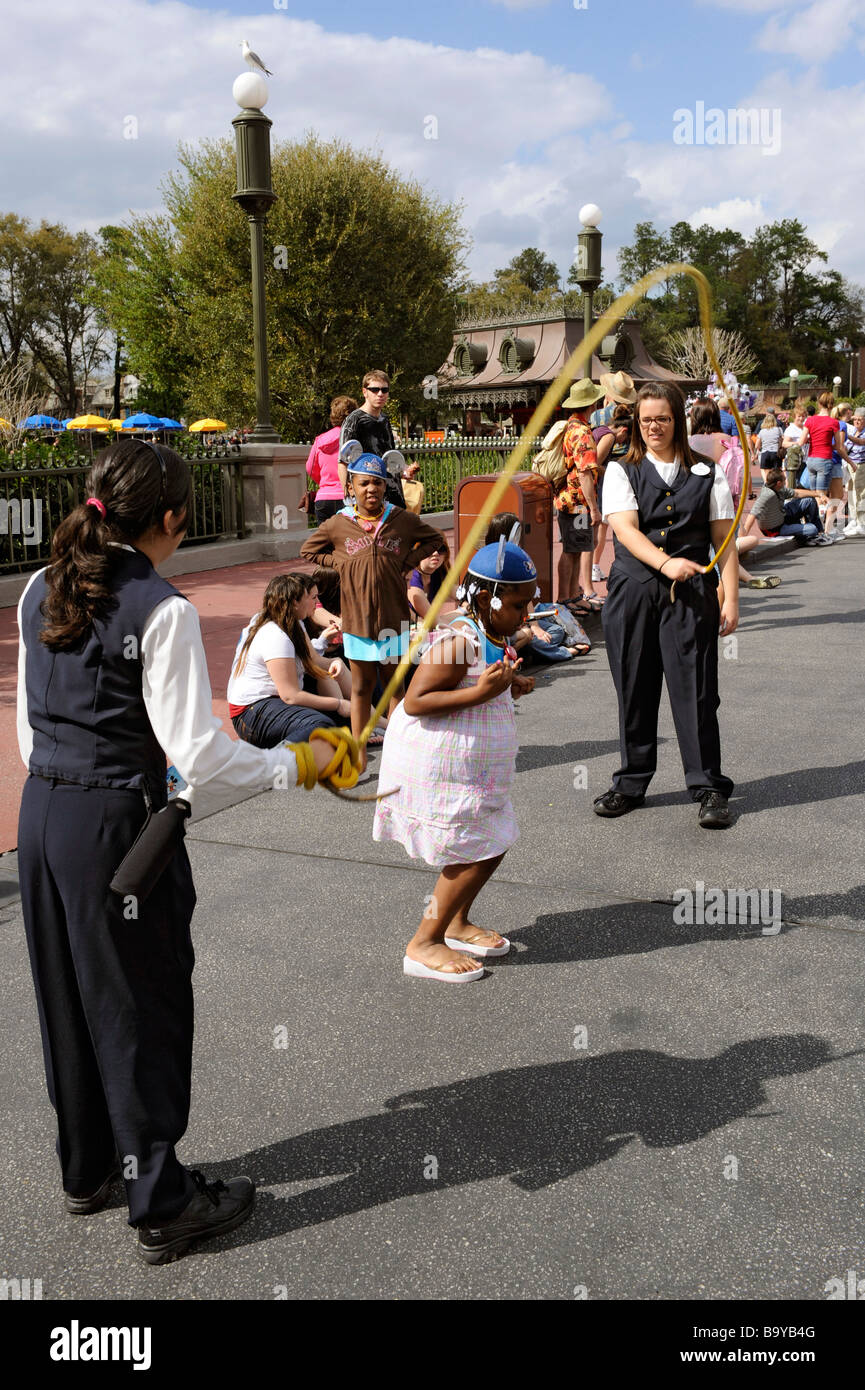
[13,360,861,1264]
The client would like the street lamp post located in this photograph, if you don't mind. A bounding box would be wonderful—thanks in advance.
[833,374,843,403]
[575,203,603,360]
[787,369,799,489]
[232,72,280,443]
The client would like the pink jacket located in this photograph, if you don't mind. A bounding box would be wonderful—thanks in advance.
[305,426,344,500]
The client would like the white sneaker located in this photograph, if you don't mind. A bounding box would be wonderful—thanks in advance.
[591,564,606,583]
[843,522,860,536]
[812,534,833,546]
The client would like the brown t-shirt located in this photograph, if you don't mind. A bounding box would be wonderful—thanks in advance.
[300,504,445,639]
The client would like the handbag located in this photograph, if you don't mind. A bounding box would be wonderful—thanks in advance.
[402,479,425,514]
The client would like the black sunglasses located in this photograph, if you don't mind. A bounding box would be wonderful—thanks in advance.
[366,385,389,393]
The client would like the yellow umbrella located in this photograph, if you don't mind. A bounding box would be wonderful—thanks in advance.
[107,418,125,430]
[66,414,110,429]
[0,417,12,431]
[189,418,227,432]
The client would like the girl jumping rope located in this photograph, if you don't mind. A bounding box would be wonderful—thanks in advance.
[373,540,537,982]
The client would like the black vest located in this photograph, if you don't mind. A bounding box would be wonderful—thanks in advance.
[21,547,185,803]
[612,459,716,584]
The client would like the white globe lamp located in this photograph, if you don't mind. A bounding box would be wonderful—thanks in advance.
[579,203,602,229]
[233,72,268,110]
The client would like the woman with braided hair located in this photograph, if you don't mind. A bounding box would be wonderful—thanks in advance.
[16,437,339,1264]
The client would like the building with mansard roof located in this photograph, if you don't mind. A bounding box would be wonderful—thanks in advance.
[435,307,698,434]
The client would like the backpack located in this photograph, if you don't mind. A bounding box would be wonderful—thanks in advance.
[531,420,568,484]
[718,435,745,504]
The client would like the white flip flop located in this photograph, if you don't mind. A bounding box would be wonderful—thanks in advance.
[403,955,484,982]
[444,934,511,958]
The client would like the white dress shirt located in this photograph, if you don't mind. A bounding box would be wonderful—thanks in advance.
[17,560,300,821]
[602,451,735,522]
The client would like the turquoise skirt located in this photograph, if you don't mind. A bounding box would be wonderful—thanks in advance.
[343,629,411,663]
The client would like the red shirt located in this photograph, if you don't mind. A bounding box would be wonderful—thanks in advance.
[802,414,837,460]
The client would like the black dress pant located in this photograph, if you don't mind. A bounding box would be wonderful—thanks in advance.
[602,571,733,800]
[17,777,198,1226]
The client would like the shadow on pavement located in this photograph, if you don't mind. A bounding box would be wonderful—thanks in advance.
[197,1034,839,1244]
[502,900,787,964]
[741,607,865,633]
[783,882,865,926]
[645,760,865,815]
[516,737,627,773]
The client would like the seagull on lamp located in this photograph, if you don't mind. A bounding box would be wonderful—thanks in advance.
[240,40,273,77]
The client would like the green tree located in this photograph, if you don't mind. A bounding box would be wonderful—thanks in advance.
[25,224,108,416]
[495,247,560,294]
[103,135,468,439]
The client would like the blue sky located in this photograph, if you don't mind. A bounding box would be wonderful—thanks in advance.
[3,0,863,286]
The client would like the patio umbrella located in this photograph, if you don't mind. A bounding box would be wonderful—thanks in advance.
[0,417,12,431]
[107,418,125,430]
[189,418,227,432]
[21,413,62,428]
[121,413,164,429]
[66,414,111,429]
[158,417,183,430]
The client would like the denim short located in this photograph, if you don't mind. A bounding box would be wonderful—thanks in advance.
[809,459,843,489]
[232,696,335,748]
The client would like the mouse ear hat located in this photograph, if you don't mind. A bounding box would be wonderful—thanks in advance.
[456,541,538,605]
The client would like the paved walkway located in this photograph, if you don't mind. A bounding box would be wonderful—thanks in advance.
[0,525,861,1300]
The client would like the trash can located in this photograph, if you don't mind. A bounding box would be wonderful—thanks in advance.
[454,471,553,601]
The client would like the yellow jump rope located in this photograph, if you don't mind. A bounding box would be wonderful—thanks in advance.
[300,263,751,798]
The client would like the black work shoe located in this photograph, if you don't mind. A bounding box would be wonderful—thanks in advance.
[137,1171,255,1265]
[698,791,732,829]
[65,1167,121,1216]
[593,789,646,818]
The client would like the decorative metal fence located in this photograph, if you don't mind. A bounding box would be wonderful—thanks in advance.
[303,436,543,522]
[405,437,542,513]
[0,440,245,576]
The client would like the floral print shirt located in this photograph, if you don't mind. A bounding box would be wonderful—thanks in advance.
[554,411,598,513]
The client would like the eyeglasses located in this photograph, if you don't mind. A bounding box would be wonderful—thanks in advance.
[366,385,389,394]
[640,417,673,430]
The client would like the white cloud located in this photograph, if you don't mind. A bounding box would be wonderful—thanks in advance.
[1,0,863,295]
[756,0,858,59]
[687,198,766,236]
[621,70,865,280]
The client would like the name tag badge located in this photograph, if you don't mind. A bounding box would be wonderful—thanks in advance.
[691,462,711,476]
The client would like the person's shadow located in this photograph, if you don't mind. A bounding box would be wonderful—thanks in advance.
[194,1034,845,1247]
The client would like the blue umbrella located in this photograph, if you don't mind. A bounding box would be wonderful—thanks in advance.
[21,413,62,428]
[121,412,164,429]
[158,417,183,430]
[61,418,74,428]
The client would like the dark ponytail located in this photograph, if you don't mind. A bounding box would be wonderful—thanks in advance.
[39,439,191,650]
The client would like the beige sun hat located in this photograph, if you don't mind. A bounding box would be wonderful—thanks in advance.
[561,378,605,410]
[599,370,637,404]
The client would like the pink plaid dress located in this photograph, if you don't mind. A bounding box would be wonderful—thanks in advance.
[372,619,519,867]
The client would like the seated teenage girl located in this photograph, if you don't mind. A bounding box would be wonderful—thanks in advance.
[228,572,351,748]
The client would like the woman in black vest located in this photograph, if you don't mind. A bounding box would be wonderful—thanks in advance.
[16,439,338,1263]
[593,383,738,828]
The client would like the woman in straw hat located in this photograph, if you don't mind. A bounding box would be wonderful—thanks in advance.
[554,378,606,615]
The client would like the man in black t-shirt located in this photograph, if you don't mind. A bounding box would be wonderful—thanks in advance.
[339,369,419,509]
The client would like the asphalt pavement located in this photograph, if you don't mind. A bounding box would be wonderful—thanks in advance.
[0,537,863,1301]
